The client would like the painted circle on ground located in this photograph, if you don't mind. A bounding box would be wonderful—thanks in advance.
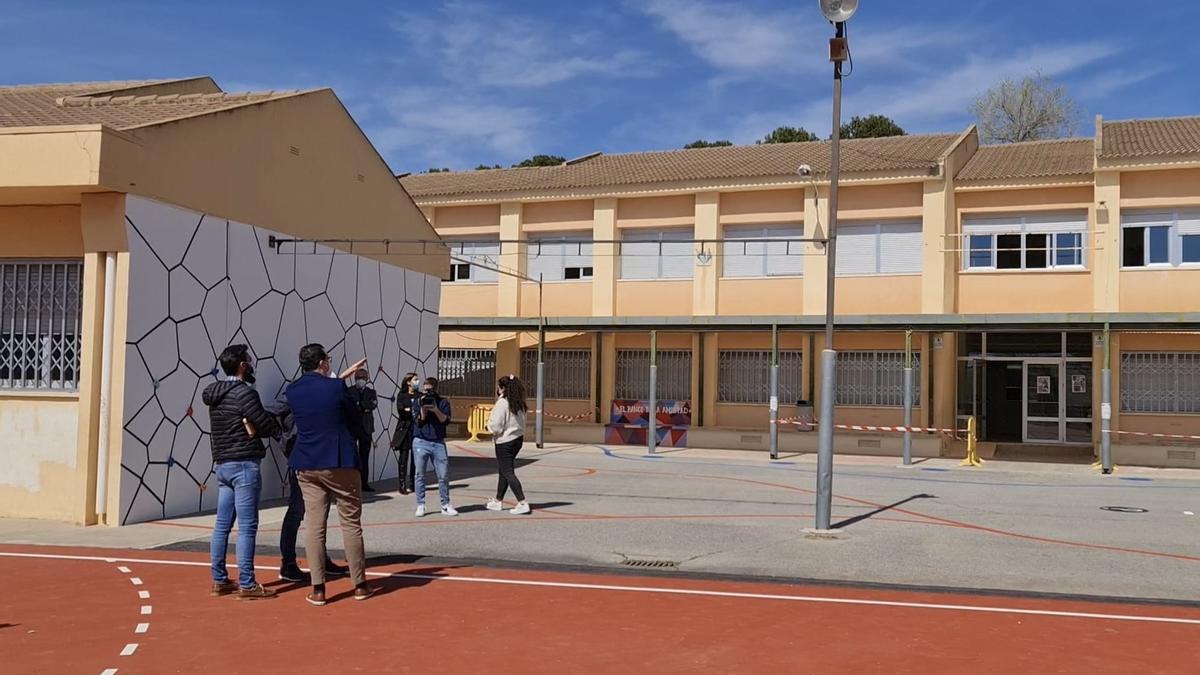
[1100,506,1149,513]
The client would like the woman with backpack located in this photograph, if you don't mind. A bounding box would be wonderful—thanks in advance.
[486,374,530,515]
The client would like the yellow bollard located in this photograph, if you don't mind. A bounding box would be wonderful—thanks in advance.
[467,404,494,443]
[959,415,984,467]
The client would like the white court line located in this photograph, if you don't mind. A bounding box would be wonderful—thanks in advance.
[101,669,118,675]
[3,550,1199,627]
[138,590,150,599]
[130,577,143,586]
[117,566,131,574]
[120,644,138,656]
[135,623,149,634]
[140,605,152,615]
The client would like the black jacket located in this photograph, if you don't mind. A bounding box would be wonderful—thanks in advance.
[390,391,417,450]
[202,380,281,463]
[347,385,378,438]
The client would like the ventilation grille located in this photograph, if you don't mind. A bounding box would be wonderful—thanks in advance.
[740,434,763,444]
[621,558,678,570]
[857,439,882,449]
[1167,450,1196,461]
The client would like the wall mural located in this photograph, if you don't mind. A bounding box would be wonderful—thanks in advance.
[119,196,441,524]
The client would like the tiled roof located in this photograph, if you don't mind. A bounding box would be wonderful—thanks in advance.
[0,78,307,130]
[400,133,961,199]
[1101,116,1200,160]
[956,138,1094,181]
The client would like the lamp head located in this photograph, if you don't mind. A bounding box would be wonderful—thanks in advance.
[797,164,813,178]
[818,0,858,23]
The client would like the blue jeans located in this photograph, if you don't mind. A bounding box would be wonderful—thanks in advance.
[412,438,450,506]
[210,460,262,588]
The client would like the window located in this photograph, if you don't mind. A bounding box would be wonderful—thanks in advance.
[620,229,695,279]
[437,349,496,397]
[615,349,692,400]
[835,220,922,276]
[520,349,591,399]
[444,240,500,283]
[834,351,921,407]
[717,350,803,404]
[1122,210,1200,268]
[961,212,1088,271]
[1,260,83,390]
[722,225,804,278]
[1120,352,1200,414]
[527,235,593,282]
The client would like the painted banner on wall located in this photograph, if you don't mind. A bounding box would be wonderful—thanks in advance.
[605,399,692,448]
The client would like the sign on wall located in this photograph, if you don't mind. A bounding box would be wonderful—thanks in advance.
[605,399,691,448]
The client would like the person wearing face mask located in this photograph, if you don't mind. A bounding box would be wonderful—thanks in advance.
[411,377,457,517]
[486,374,531,515]
[347,368,379,492]
[203,344,281,600]
[389,372,420,495]
[286,344,375,606]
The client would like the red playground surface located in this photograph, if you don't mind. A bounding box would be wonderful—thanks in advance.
[2,544,1199,674]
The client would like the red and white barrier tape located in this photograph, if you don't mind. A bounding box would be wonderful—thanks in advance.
[1103,429,1200,441]
[775,418,961,439]
[534,410,593,423]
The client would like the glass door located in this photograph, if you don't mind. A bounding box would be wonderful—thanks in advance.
[1023,360,1062,442]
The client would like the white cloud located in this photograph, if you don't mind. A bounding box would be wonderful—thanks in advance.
[1075,65,1168,101]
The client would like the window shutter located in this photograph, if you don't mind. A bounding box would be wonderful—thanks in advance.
[1177,210,1200,235]
[1121,211,1172,228]
[1024,211,1087,234]
[835,223,879,275]
[564,238,593,273]
[722,227,767,277]
[659,230,695,279]
[878,221,923,274]
[766,225,804,276]
[470,241,500,282]
[962,215,1022,234]
[620,231,660,279]
[527,238,564,281]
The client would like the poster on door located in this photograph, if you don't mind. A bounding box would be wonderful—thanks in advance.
[605,399,691,448]
[1071,374,1087,394]
[1036,375,1052,395]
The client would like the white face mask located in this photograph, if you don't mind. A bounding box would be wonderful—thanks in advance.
[356,380,367,388]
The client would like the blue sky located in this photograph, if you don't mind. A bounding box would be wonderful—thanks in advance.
[3,1,1198,174]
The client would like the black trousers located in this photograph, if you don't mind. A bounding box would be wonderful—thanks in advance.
[494,437,525,502]
[279,469,336,569]
[394,442,415,493]
[357,436,372,487]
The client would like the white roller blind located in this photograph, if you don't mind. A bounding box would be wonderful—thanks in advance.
[835,223,879,275]
[622,230,694,279]
[1176,210,1200,236]
[660,230,695,278]
[722,234,766,277]
[620,235,658,279]
[878,221,923,274]
[1024,211,1088,234]
[962,215,1022,234]
[1121,211,1172,228]
[723,225,804,277]
[766,225,804,276]
[564,240,593,271]
[527,238,564,281]
[450,240,499,282]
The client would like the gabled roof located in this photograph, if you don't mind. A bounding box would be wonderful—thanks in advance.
[1100,116,1200,160]
[400,133,961,199]
[956,138,1095,181]
[0,78,309,130]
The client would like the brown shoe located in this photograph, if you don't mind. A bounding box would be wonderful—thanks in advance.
[354,584,375,602]
[235,584,276,600]
[211,580,238,597]
[306,589,327,606]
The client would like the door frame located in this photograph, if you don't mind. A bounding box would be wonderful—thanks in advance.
[1022,359,1063,443]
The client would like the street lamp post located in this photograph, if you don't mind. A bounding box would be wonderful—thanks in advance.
[814,0,857,532]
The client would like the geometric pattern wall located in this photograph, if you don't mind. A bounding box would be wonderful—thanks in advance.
[119,196,440,524]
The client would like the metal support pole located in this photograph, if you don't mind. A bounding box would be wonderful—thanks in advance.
[648,330,658,455]
[1100,323,1113,474]
[535,320,545,449]
[814,21,845,532]
[769,323,780,460]
[903,329,913,466]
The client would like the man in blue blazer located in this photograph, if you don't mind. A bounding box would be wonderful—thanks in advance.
[285,343,374,606]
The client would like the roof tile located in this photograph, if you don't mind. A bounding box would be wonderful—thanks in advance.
[1101,116,1200,160]
[956,138,1094,181]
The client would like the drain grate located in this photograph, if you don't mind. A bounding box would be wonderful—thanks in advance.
[621,558,679,569]
[1100,506,1148,513]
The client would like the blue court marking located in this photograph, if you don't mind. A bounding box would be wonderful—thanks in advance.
[920,468,950,472]
[1119,476,1153,482]
[769,461,797,466]
[595,446,1193,489]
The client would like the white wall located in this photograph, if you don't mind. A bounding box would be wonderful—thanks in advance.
[119,196,440,524]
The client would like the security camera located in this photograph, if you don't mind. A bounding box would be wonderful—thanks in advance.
[797,164,813,177]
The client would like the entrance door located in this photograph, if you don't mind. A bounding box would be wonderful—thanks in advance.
[1023,361,1062,442]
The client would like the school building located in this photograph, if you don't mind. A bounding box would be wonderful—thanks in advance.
[1,78,445,524]
[402,116,1200,467]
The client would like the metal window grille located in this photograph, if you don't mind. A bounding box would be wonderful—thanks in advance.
[835,351,921,407]
[717,350,803,404]
[1120,352,1200,413]
[521,349,591,400]
[1,260,83,391]
[615,349,692,400]
[437,349,497,398]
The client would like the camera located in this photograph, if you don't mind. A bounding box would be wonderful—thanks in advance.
[419,392,439,408]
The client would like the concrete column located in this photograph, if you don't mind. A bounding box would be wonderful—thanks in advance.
[592,198,617,316]
[931,332,956,432]
[920,179,956,314]
[802,186,829,316]
[693,191,719,316]
[496,335,521,380]
[599,332,617,419]
[919,332,932,428]
[498,202,524,317]
[1094,170,1122,312]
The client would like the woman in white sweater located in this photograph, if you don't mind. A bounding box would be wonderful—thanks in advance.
[486,375,530,515]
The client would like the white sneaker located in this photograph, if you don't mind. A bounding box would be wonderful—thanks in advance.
[486,499,504,512]
[441,504,459,517]
[509,502,531,515]
[414,504,426,518]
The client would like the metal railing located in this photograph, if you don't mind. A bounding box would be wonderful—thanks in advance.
[717,350,802,404]
[437,348,497,397]
[616,349,691,400]
[1120,352,1200,413]
[1,260,83,391]
[835,350,921,407]
[521,349,590,400]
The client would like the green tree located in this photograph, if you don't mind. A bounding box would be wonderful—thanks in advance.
[683,139,733,149]
[758,126,818,144]
[839,114,906,139]
[424,167,450,173]
[512,154,566,168]
[971,72,1081,143]
[475,164,503,170]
